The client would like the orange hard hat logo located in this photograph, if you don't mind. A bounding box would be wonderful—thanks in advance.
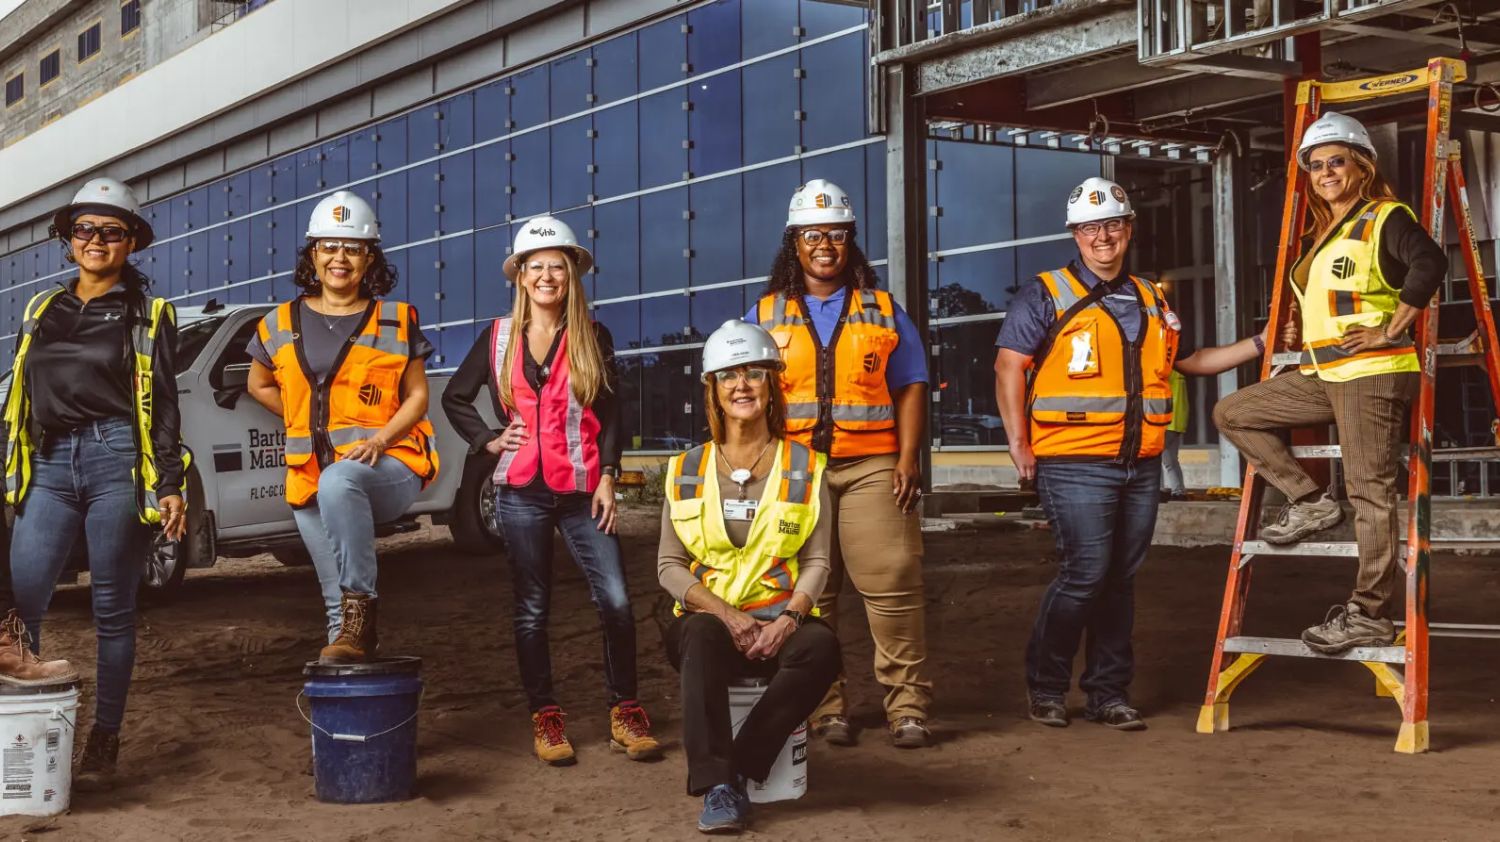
[332,206,350,223]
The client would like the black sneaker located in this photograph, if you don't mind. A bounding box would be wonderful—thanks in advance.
[1028,696,1069,728]
[1301,602,1396,655]
[1085,702,1147,731]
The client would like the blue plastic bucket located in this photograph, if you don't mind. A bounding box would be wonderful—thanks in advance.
[301,657,422,804]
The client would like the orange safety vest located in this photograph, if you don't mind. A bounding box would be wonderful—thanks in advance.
[256,299,438,506]
[755,288,900,458]
[1026,266,1179,461]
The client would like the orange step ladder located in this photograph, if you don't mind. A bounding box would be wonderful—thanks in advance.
[1197,57,1500,754]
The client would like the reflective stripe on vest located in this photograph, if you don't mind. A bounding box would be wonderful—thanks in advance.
[756,289,901,458]
[4,289,190,524]
[257,299,438,506]
[1026,266,1179,461]
[666,439,825,620]
[490,317,602,494]
[1293,200,1421,383]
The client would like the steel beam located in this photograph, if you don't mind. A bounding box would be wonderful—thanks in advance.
[1025,55,1187,109]
[1141,0,1448,67]
[1131,74,1276,123]
[1213,136,1246,488]
[914,7,1136,95]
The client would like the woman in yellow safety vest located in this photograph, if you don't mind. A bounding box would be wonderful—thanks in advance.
[2,177,187,791]
[1213,111,1446,655]
[246,191,439,664]
[658,319,840,834]
[749,178,934,748]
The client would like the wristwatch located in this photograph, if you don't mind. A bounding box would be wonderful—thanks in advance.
[601,466,620,479]
[779,608,806,628]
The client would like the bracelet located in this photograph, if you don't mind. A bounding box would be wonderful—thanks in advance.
[1252,334,1266,355]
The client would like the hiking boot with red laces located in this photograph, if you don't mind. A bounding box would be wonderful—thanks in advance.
[532,706,576,766]
[609,701,662,761]
[0,609,77,687]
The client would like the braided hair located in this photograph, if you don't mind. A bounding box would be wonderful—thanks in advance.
[761,223,881,299]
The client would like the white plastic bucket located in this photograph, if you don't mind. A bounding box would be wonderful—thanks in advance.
[0,683,78,817]
[728,679,807,804]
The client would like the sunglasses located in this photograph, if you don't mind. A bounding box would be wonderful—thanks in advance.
[799,229,850,247]
[1308,155,1349,173]
[71,222,131,244]
[713,367,771,385]
[1073,219,1128,238]
[314,240,372,257]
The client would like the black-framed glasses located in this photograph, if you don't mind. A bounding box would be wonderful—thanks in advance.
[1308,155,1349,173]
[713,367,771,385]
[799,229,850,247]
[1073,219,1128,238]
[71,222,130,244]
[315,239,372,257]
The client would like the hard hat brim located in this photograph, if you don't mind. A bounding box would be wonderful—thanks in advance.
[51,205,155,252]
[502,245,595,281]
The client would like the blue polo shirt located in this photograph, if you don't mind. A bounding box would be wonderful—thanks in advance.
[994,258,1192,359]
[743,287,928,389]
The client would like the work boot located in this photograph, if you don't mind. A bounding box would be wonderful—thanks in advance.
[890,716,932,748]
[74,727,121,793]
[532,706,576,766]
[1085,702,1147,731]
[1260,494,1343,545]
[609,701,662,761]
[697,779,749,834]
[812,714,855,746]
[0,609,78,687]
[1302,602,1396,655]
[1028,695,1069,728]
[319,592,377,663]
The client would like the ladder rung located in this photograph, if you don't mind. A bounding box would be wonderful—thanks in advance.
[1395,621,1500,640]
[1222,636,1406,663]
[1271,343,1480,369]
[1241,539,1500,558]
[1287,445,1500,461]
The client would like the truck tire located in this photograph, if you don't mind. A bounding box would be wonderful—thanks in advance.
[271,546,313,567]
[140,466,211,604]
[450,452,506,556]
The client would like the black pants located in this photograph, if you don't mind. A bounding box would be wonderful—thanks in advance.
[666,613,841,795]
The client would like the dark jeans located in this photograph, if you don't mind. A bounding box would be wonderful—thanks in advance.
[666,613,840,795]
[9,417,148,732]
[1026,457,1162,710]
[496,483,637,711]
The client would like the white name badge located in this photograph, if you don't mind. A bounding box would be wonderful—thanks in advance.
[723,498,759,522]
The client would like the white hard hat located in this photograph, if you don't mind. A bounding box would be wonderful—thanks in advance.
[50,177,153,251]
[1297,111,1376,170]
[786,178,855,228]
[701,320,784,383]
[306,191,380,241]
[1065,176,1135,227]
[502,215,594,281]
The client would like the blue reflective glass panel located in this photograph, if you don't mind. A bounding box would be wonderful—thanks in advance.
[377,116,408,173]
[688,177,742,287]
[933,321,1006,446]
[550,116,593,211]
[473,227,511,320]
[638,349,701,450]
[404,243,439,316]
[408,163,441,240]
[799,32,865,152]
[296,147,322,197]
[322,136,350,189]
[744,0,797,57]
[639,91,687,189]
[510,131,550,219]
[441,151,475,235]
[863,144,887,262]
[801,0,866,39]
[689,285,743,337]
[592,32,637,104]
[550,52,591,118]
[475,81,511,141]
[438,235,474,325]
[1015,148,1099,238]
[641,293,689,348]
[742,161,799,278]
[510,66,549,131]
[638,16,686,90]
[440,92,474,151]
[689,70,741,176]
[741,55,799,165]
[594,300,640,351]
[934,139,1015,249]
[640,189,687,293]
[594,104,638,199]
[271,155,297,206]
[350,127,379,179]
[593,199,640,301]
[272,206,299,275]
[688,0,739,76]
[931,250,1012,316]
[475,141,510,229]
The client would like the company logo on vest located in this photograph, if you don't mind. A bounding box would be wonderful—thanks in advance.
[1331,256,1357,280]
[359,383,384,406]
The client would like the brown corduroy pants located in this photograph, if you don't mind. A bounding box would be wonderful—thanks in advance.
[1212,370,1419,619]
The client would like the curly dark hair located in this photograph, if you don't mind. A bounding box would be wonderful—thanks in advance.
[293,242,399,298]
[762,223,880,299]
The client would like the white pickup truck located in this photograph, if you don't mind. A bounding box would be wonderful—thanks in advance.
[1,300,504,601]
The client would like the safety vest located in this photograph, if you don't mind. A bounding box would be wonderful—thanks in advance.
[256,299,438,506]
[666,439,825,620]
[755,289,900,458]
[1026,266,1179,461]
[489,317,603,494]
[1292,200,1421,383]
[3,287,190,524]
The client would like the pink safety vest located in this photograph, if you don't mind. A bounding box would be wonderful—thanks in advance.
[490,317,602,493]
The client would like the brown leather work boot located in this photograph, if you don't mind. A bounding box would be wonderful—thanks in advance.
[319,592,377,664]
[74,727,121,793]
[609,701,662,761]
[532,706,576,766]
[0,609,78,687]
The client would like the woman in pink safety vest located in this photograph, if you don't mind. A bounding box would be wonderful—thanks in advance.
[441,216,658,767]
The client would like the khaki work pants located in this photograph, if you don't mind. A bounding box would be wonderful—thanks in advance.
[811,453,933,722]
[1213,370,1419,619]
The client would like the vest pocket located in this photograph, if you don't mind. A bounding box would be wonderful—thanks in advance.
[343,365,402,426]
[1059,315,1101,378]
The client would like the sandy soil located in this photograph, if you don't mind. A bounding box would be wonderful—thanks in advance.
[3,505,1500,841]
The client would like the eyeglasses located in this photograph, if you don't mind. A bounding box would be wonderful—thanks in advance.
[799,229,850,247]
[71,222,131,244]
[1307,155,1349,173]
[525,261,568,275]
[315,240,372,257]
[713,367,771,385]
[1073,219,1128,238]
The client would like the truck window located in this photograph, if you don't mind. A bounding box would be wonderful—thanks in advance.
[175,317,225,369]
[210,318,265,391]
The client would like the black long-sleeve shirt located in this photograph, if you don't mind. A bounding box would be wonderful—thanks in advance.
[22,281,185,499]
[441,320,622,471]
[1295,203,1447,307]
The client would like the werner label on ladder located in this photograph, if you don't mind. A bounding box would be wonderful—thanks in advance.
[1198,58,1500,755]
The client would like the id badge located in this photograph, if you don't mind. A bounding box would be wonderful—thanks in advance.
[723,498,759,522]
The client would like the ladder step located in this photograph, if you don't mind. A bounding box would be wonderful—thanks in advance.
[1287,445,1500,461]
[1271,341,1480,369]
[1222,636,1406,663]
[1241,539,1500,557]
[1395,621,1500,640]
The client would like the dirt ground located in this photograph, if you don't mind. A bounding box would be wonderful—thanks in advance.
[4,504,1500,841]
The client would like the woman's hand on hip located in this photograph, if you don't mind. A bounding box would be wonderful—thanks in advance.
[158,495,187,542]
[1341,325,1393,353]
[592,475,617,534]
[488,421,528,455]
[892,454,923,514]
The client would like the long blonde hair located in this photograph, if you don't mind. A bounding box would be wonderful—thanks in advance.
[496,250,607,409]
[1304,145,1398,237]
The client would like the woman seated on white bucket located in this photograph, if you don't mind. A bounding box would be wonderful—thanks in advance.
[657,320,840,834]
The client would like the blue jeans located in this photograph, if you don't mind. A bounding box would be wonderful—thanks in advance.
[293,456,423,641]
[496,483,637,712]
[9,417,149,732]
[1026,457,1162,709]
